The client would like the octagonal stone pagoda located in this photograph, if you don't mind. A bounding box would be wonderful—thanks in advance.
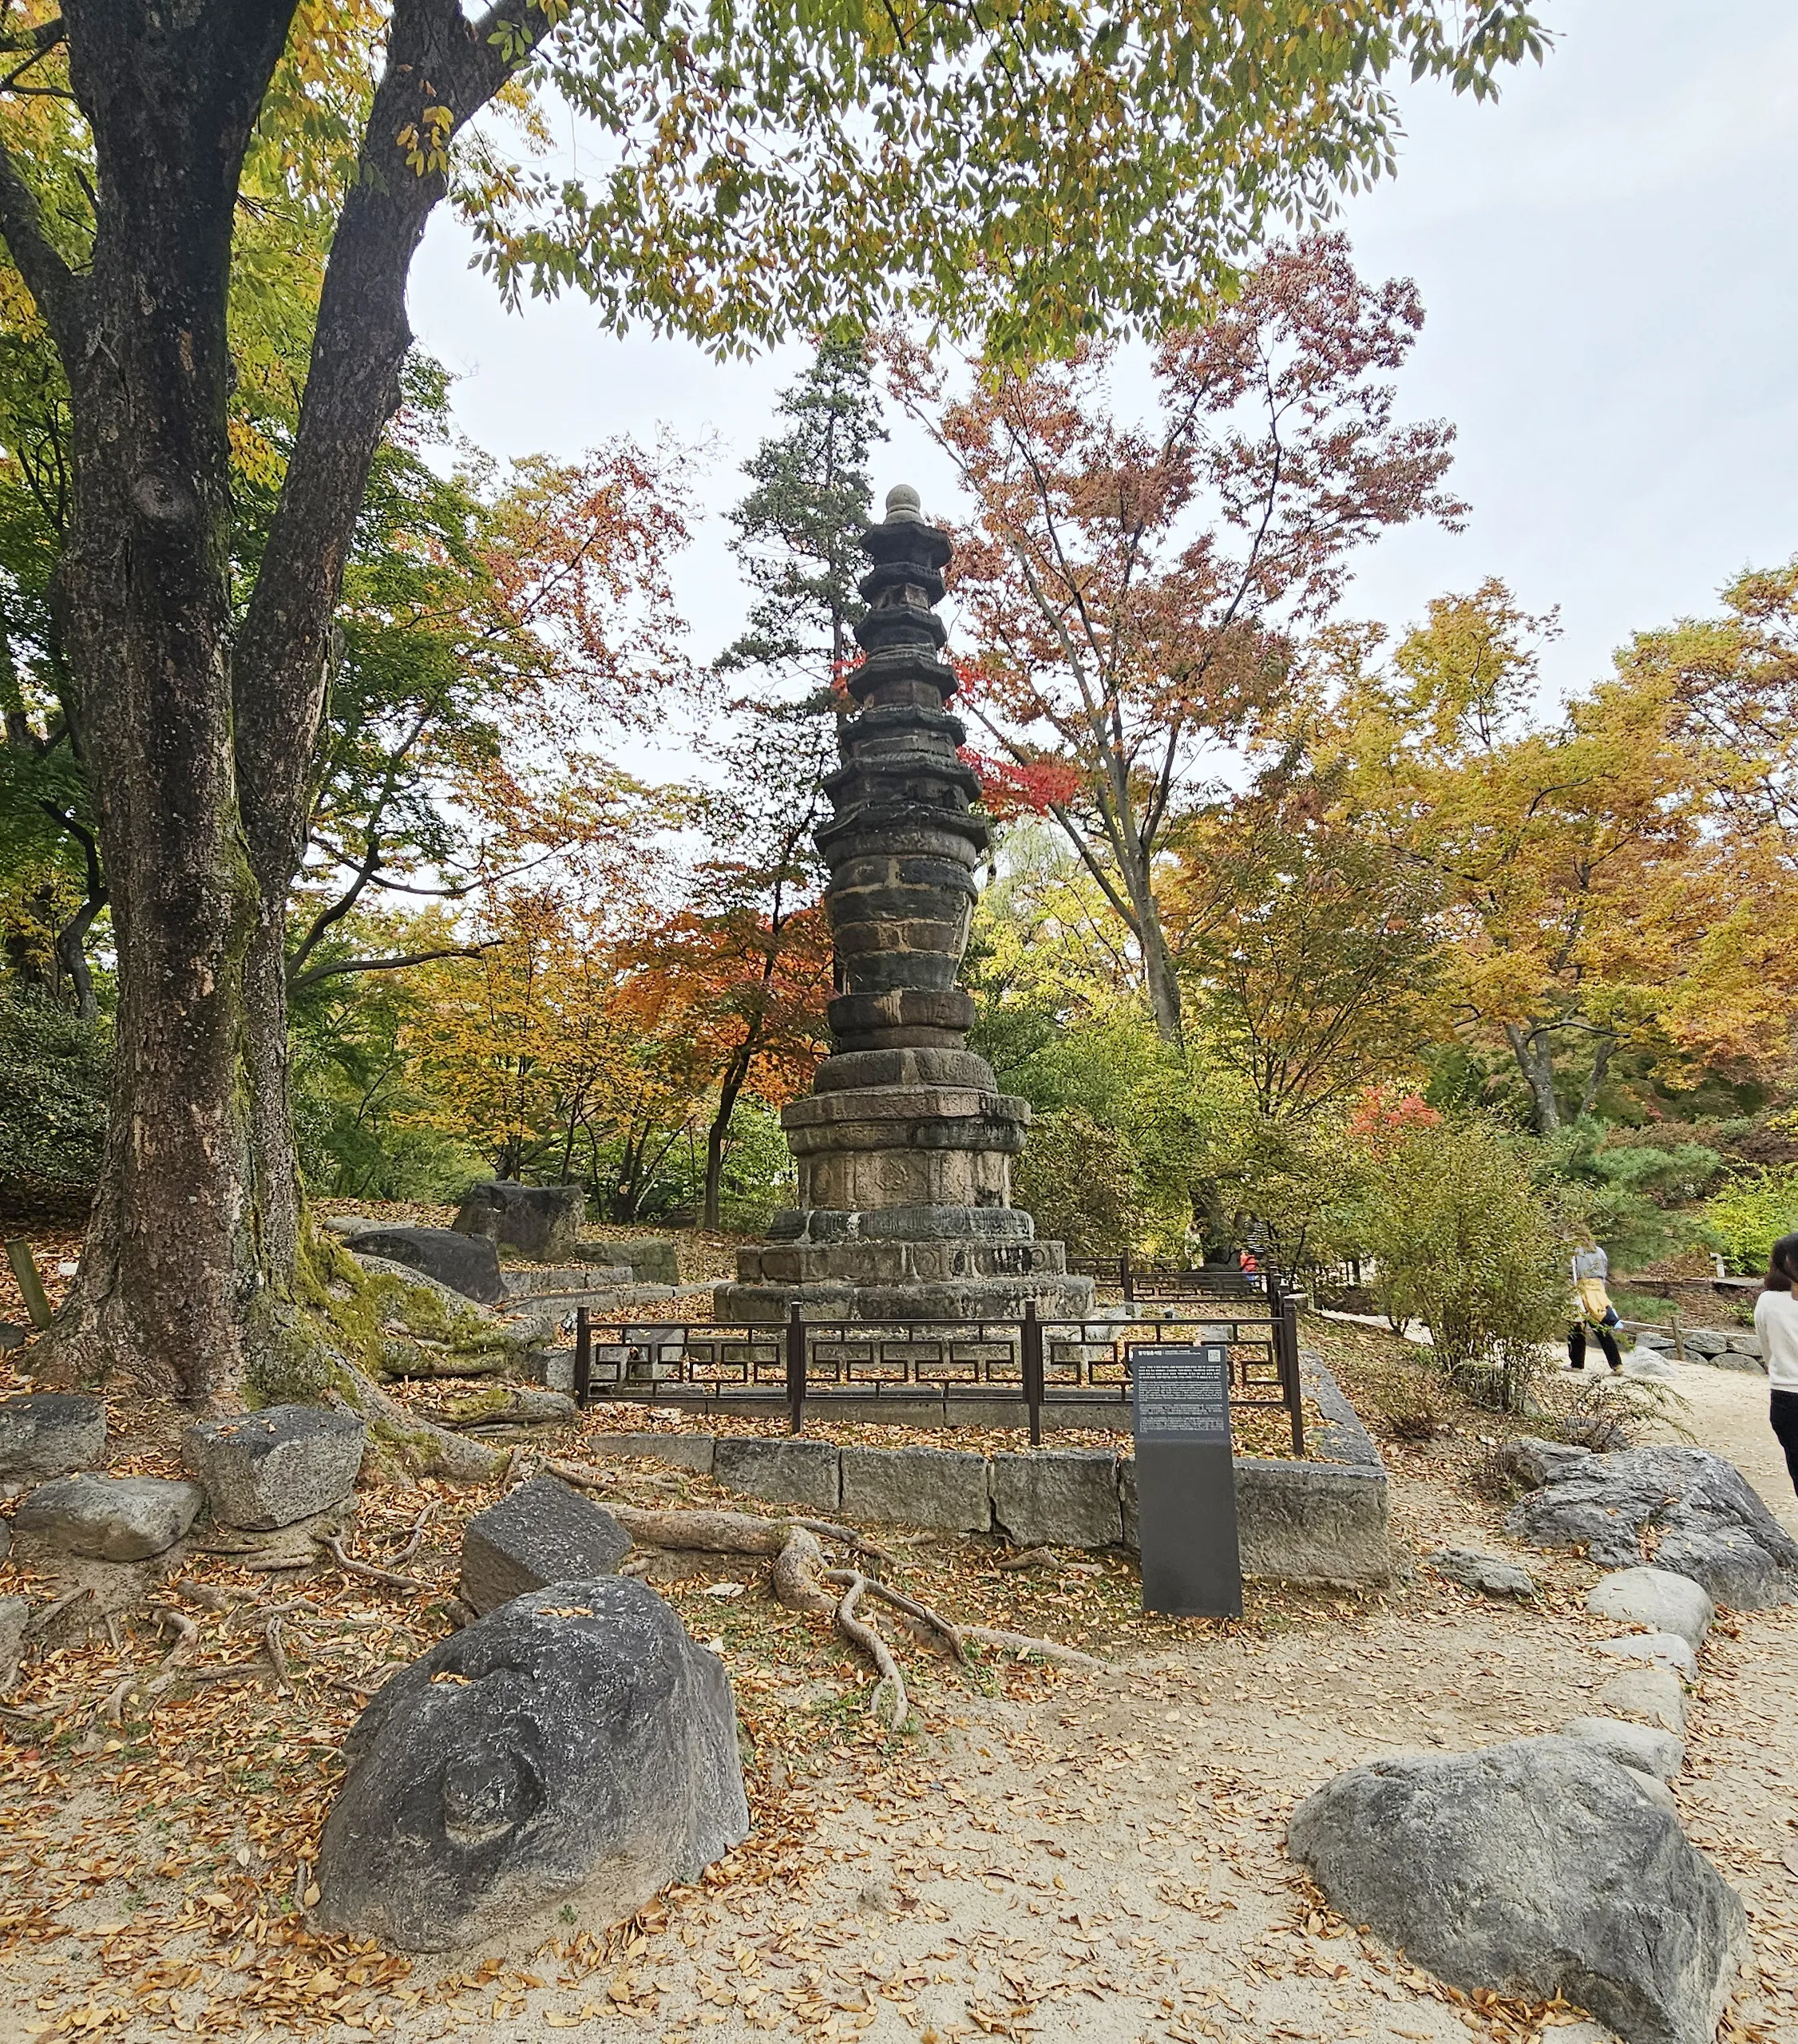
[715,486,1093,1325]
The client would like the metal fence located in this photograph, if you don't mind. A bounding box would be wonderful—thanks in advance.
[572,1269,1303,1453]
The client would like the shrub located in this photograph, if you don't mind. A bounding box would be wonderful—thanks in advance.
[1700,1165,1798,1276]
[0,992,109,1204]
[1012,1106,1149,1256]
[1351,1115,1569,1412]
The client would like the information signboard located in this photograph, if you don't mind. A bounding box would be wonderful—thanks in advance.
[1131,1342,1243,1617]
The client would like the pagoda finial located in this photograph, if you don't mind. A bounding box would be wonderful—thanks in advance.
[884,482,924,523]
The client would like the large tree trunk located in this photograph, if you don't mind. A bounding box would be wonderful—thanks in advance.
[34,0,299,1401]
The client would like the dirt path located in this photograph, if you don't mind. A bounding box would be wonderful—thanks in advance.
[8,1352,1798,2044]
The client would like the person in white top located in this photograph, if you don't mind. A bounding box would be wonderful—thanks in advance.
[1751,1233,1798,1496]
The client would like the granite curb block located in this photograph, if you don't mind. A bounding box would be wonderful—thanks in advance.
[583,1353,1390,1586]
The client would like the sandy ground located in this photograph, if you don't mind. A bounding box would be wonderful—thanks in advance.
[6,1360,1798,2044]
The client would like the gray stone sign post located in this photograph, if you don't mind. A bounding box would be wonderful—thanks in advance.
[1132,1344,1244,1617]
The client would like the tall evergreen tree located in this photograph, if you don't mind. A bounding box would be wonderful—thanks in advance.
[692,336,885,1230]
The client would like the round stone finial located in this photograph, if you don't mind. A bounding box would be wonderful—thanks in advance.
[884,484,924,523]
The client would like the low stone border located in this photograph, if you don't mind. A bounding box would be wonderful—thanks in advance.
[1621,1320,1764,1373]
[583,1352,1389,1589]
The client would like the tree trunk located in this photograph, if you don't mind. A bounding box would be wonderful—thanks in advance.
[1503,1021,1562,1135]
[703,1050,754,1231]
[30,0,298,1402]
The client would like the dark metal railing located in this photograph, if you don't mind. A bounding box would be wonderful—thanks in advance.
[572,1270,1303,1454]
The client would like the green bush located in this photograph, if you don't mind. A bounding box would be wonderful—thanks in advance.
[1701,1166,1798,1276]
[715,1099,798,1234]
[1532,1119,1722,1269]
[1352,1115,1569,1412]
[0,992,109,1199]
[1012,1106,1150,1256]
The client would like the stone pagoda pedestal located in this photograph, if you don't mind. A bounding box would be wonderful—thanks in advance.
[715,487,1092,1325]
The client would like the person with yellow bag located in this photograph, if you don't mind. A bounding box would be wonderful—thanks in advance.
[1569,1234,1623,1373]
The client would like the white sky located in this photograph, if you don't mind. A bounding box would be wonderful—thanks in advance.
[409,0,1798,712]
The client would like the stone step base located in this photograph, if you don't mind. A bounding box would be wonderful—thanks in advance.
[712,1272,1095,1325]
[735,1234,1071,1288]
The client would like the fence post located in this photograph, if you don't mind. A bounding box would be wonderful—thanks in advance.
[786,1305,806,1435]
[572,1306,592,1408]
[1273,1274,1304,1458]
[1021,1300,1044,1447]
[1122,1248,1134,1302]
[4,1239,52,1329]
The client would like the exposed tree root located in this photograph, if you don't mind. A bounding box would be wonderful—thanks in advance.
[959,1627,1104,1670]
[313,1531,427,1591]
[830,1572,908,1730]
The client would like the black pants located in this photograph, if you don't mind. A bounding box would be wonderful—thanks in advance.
[1568,1321,1622,1371]
[1771,1391,1798,1497]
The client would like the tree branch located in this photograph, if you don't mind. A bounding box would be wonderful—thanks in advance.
[287,942,492,992]
[0,135,85,358]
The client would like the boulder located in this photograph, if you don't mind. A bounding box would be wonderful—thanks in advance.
[1725,1333,1763,1359]
[459,1475,632,1617]
[1594,1631,1698,1682]
[453,1181,584,1263]
[0,1594,26,1693]
[990,1450,1123,1548]
[580,1238,679,1285]
[12,1473,204,1561]
[1288,1737,1745,2044]
[1505,1444,1798,1607]
[346,1226,502,1305]
[182,1405,366,1531]
[1564,1716,1685,1781]
[0,1392,106,1487]
[1681,1329,1729,1359]
[1429,1546,1538,1599]
[313,1577,749,1949]
[1587,1567,1713,1651]
[1497,1436,1591,1489]
[1597,1664,1686,1732]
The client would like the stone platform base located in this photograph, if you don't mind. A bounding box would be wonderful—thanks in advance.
[719,1202,1094,1324]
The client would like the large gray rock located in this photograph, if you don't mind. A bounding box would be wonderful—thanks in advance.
[991,1451,1122,1548]
[1597,1663,1687,1732]
[1564,1716,1685,1781]
[182,1405,366,1531]
[313,1578,749,1949]
[581,1238,679,1285]
[1289,1737,1745,2044]
[840,1445,991,1531]
[460,1476,632,1617]
[453,1181,584,1263]
[0,1594,26,1693]
[1588,1568,1714,1651]
[1681,1328,1729,1358]
[12,1473,204,1560]
[1498,1436,1592,1488]
[347,1226,502,1305]
[1507,1444,1798,1606]
[1594,1631,1698,1682]
[712,1437,841,1514]
[0,1392,105,1487]
[1430,1546,1538,1598]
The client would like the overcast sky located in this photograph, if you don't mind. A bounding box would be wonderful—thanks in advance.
[409,0,1798,708]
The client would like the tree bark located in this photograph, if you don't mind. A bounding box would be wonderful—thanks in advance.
[0,0,552,1403]
[1503,1020,1562,1135]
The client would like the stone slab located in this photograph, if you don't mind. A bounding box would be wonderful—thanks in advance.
[13,1473,204,1561]
[0,1392,105,1487]
[711,1438,842,1514]
[841,1445,991,1531]
[581,1433,717,1475]
[459,1475,632,1615]
[990,1451,1122,1547]
[183,1405,365,1531]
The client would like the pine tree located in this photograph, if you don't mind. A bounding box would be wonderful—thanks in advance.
[695,337,886,1229]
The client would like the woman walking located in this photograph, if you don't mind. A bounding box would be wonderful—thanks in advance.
[1754,1234,1798,1496]
[1568,1235,1623,1373]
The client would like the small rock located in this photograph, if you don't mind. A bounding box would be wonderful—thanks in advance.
[1564,1716,1685,1781]
[313,1577,749,1949]
[857,1878,895,1915]
[1496,1436,1591,1488]
[12,1474,204,1562]
[459,1474,632,1616]
[344,1226,502,1305]
[0,1323,26,1352]
[453,1180,584,1262]
[1626,1350,1679,1381]
[183,1405,366,1531]
[1594,1631,1698,1682]
[1596,1662,1686,1732]
[1506,1444,1798,1606]
[1587,1567,1713,1650]
[1429,1547,1537,1598]
[0,1392,106,1486]
[0,1594,26,1693]
[1288,1736,1745,2044]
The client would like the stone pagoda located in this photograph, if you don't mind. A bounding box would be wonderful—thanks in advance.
[716,486,1094,1325]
